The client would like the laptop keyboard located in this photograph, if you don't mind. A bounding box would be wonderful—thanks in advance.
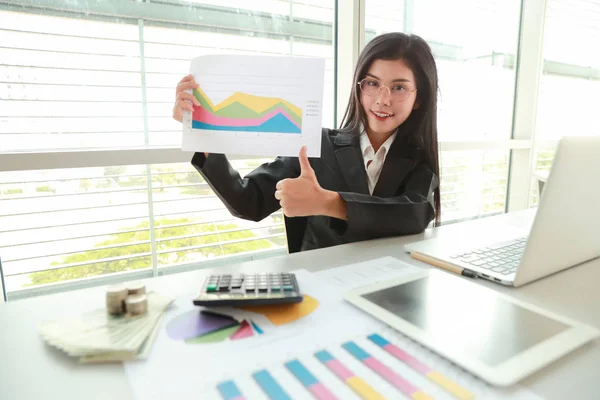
[450,237,528,275]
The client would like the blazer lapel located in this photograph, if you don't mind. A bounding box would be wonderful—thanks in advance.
[333,131,370,195]
[373,134,416,198]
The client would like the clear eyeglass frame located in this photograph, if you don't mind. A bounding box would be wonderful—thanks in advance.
[357,78,417,102]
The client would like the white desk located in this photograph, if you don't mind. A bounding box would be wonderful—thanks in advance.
[1,209,599,400]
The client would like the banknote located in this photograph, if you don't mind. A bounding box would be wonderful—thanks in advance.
[39,292,173,362]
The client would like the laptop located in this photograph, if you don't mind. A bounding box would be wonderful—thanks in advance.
[404,135,600,287]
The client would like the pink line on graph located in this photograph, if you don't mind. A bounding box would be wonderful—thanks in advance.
[308,383,339,400]
[325,359,354,380]
[384,343,431,374]
[193,107,301,129]
[364,357,420,396]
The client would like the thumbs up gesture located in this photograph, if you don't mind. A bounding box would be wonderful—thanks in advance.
[274,146,327,217]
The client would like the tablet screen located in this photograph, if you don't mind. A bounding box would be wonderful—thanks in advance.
[361,276,569,366]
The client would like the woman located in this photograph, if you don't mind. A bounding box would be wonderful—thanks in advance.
[173,32,441,253]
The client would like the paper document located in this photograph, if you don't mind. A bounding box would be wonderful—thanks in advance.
[182,54,325,157]
[316,255,424,290]
[125,269,369,399]
[124,262,542,400]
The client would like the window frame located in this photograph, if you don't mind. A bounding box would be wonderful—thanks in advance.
[3,0,597,300]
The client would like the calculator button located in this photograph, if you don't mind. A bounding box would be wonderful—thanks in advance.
[206,284,218,292]
[283,285,294,291]
[258,287,268,293]
[245,287,255,293]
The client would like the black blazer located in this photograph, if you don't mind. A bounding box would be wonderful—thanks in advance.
[191,128,438,253]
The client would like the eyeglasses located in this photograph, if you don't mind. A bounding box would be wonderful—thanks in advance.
[357,78,417,102]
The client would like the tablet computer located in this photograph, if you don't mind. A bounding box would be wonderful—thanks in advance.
[343,269,599,386]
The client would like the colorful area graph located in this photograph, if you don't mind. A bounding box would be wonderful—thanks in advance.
[216,333,476,400]
[192,88,302,134]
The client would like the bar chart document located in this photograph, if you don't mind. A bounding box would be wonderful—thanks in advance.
[124,261,543,400]
[182,55,326,157]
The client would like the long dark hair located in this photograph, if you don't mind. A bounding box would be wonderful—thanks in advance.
[340,32,441,225]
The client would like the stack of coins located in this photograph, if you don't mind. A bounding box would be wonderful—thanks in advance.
[105,284,128,316]
[125,294,148,316]
[106,281,148,316]
[125,281,146,296]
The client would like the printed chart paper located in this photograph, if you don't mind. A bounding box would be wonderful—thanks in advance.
[182,54,325,157]
[124,259,543,400]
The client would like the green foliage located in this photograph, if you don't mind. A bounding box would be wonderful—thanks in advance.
[104,166,128,176]
[28,217,277,286]
[535,149,556,172]
[5,188,23,195]
[36,185,55,193]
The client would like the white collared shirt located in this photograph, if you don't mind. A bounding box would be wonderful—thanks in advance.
[360,131,398,195]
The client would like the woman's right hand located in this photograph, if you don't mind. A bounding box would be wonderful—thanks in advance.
[172,74,200,123]
[173,74,209,157]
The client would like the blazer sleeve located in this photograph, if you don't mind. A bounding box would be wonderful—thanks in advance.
[330,164,438,240]
[191,152,299,222]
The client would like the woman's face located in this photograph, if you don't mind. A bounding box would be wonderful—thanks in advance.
[359,59,419,138]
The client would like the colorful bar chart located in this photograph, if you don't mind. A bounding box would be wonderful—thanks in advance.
[217,380,246,400]
[285,359,339,400]
[342,341,433,400]
[315,350,384,400]
[217,333,478,400]
[252,369,292,400]
[368,334,475,400]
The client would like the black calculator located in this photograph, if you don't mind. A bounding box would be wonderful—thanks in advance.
[192,272,304,307]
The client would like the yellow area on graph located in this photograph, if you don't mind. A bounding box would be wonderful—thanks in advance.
[240,295,319,326]
[195,87,302,117]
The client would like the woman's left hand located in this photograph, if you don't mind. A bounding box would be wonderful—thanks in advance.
[274,147,328,217]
